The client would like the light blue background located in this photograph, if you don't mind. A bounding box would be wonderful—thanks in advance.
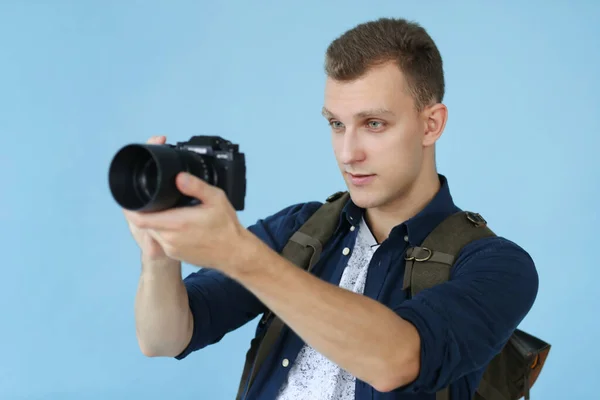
[1,1,598,399]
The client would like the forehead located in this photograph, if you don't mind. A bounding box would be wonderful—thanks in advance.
[323,62,414,117]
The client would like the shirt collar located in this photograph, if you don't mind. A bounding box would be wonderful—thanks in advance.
[338,174,459,245]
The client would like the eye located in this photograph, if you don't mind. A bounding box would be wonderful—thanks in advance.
[329,120,345,130]
[367,120,384,130]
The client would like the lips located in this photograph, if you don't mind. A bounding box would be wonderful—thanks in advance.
[346,172,376,186]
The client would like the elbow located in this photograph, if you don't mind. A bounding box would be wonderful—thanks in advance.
[137,336,189,358]
[371,325,421,393]
[371,353,420,393]
[138,341,163,358]
[136,334,174,358]
[136,311,194,358]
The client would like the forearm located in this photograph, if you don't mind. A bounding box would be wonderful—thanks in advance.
[134,256,192,357]
[231,234,421,392]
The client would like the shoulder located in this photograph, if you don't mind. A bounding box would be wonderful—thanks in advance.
[247,200,324,253]
[452,235,539,316]
[455,235,537,276]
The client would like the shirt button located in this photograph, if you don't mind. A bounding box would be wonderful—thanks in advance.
[404,235,409,242]
[350,226,355,231]
[342,247,350,256]
[282,358,290,367]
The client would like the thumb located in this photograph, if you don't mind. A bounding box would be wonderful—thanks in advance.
[176,172,220,204]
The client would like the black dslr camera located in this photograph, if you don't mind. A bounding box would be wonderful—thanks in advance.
[108,136,246,212]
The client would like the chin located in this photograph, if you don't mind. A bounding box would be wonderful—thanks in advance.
[346,187,387,209]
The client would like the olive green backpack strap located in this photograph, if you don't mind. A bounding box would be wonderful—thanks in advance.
[403,211,495,400]
[404,211,551,400]
[403,211,495,298]
[235,191,350,400]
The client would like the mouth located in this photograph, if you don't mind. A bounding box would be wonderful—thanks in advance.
[346,172,376,186]
[348,173,372,177]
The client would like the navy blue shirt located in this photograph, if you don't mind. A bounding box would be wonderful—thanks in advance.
[175,175,539,399]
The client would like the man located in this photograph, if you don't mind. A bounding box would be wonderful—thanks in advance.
[124,17,539,399]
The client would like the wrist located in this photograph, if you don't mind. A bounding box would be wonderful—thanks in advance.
[226,230,270,281]
[228,232,295,292]
[141,254,181,275]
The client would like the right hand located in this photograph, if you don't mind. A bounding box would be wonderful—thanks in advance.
[122,135,172,262]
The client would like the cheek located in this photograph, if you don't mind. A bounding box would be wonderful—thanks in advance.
[371,128,422,170]
[331,133,342,157]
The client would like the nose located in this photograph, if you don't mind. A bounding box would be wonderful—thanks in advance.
[339,130,365,166]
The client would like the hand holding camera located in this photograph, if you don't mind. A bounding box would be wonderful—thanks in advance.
[120,136,172,261]
[109,134,249,270]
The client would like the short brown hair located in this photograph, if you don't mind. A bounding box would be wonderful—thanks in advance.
[325,18,445,111]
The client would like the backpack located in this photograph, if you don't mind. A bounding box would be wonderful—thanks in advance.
[236,191,551,400]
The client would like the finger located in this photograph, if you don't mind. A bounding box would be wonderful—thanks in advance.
[126,207,186,231]
[122,209,139,225]
[176,172,223,205]
[146,229,163,243]
[147,135,167,145]
[123,209,147,225]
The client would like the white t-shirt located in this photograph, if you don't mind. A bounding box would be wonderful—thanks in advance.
[276,217,380,400]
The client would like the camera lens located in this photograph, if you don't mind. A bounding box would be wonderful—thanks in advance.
[133,158,157,203]
[108,142,216,212]
[109,144,183,212]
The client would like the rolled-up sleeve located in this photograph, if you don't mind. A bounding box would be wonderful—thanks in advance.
[175,201,323,360]
[392,236,539,393]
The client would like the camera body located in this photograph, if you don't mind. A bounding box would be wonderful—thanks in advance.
[173,135,246,210]
[108,135,246,212]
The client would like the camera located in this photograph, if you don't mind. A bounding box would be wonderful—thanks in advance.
[108,136,246,212]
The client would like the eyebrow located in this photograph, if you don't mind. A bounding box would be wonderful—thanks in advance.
[321,107,395,119]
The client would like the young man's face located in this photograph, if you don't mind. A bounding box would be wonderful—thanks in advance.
[323,62,433,211]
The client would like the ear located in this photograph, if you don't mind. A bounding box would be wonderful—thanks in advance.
[421,103,448,147]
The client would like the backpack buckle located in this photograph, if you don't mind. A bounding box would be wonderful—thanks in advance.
[466,212,487,227]
[404,247,433,262]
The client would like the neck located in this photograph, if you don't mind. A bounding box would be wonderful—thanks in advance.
[365,169,441,243]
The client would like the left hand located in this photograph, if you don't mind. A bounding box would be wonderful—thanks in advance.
[126,171,248,272]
